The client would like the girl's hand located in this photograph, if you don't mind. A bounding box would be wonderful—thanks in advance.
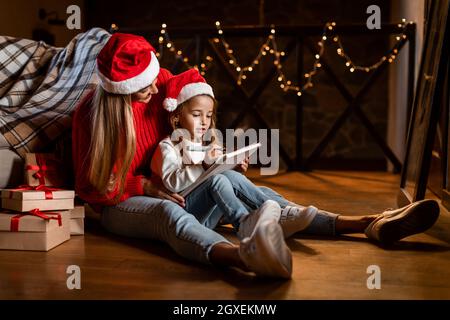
[235,156,249,173]
[142,177,185,207]
[203,144,223,169]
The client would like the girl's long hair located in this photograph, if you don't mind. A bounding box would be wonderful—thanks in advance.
[87,85,136,202]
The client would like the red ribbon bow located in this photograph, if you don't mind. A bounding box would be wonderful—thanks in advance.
[25,154,51,185]
[9,184,62,200]
[10,208,62,232]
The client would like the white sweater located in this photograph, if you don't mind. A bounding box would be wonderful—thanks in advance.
[151,137,206,193]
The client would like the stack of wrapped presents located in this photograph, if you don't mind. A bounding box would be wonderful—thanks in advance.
[0,153,85,251]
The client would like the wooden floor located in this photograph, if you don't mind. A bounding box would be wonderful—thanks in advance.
[1,170,449,299]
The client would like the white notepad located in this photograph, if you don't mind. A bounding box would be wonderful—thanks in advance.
[180,142,261,197]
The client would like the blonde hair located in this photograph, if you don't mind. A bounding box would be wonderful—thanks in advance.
[87,85,136,202]
[168,94,218,145]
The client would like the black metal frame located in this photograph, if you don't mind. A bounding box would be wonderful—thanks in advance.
[116,23,416,172]
[398,0,450,206]
[443,60,450,211]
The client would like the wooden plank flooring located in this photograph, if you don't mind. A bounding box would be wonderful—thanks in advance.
[1,170,449,299]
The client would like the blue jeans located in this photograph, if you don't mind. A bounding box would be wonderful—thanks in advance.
[101,197,231,265]
[219,170,338,236]
[184,174,249,232]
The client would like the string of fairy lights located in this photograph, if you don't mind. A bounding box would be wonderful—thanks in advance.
[156,23,213,75]
[119,19,412,96]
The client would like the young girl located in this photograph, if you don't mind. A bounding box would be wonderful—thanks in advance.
[150,69,300,278]
[150,69,318,256]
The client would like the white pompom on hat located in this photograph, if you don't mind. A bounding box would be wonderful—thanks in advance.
[163,69,214,112]
[96,33,160,94]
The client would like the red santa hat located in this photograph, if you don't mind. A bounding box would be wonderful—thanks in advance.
[163,69,214,112]
[96,33,160,94]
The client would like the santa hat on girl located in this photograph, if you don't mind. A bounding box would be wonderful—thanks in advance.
[163,69,214,112]
[96,33,160,94]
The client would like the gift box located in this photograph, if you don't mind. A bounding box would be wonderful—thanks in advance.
[0,209,70,251]
[1,187,75,212]
[24,153,68,187]
[69,204,85,235]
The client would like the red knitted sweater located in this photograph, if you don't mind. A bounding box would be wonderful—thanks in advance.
[72,68,172,212]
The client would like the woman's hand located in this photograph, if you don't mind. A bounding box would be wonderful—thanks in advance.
[142,176,185,207]
[235,156,249,173]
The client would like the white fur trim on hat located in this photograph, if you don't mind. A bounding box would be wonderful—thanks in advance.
[97,51,160,94]
[163,98,178,112]
[178,82,214,106]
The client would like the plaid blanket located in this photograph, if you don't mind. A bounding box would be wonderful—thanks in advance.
[0,28,111,157]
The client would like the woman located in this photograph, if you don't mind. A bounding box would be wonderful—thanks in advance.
[72,33,440,280]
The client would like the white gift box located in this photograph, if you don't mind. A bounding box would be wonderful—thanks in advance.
[0,210,70,251]
[1,188,74,212]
